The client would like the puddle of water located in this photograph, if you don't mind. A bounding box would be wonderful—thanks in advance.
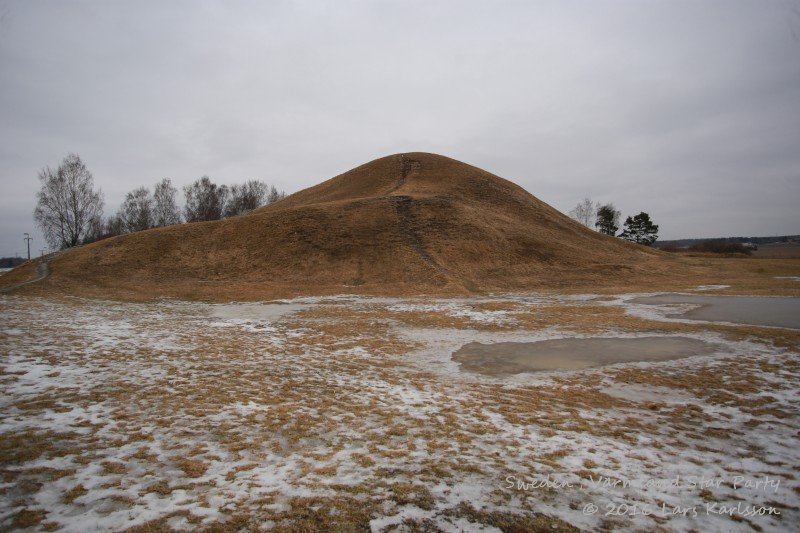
[210,302,311,322]
[629,294,800,329]
[452,336,718,375]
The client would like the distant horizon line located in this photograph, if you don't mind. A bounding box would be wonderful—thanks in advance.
[2,233,798,260]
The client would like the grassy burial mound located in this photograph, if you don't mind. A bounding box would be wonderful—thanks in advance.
[3,153,684,300]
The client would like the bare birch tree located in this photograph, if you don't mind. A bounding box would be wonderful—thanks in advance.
[33,153,104,249]
[119,187,154,233]
[266,185,286,204]
[224,180,269,218]
[569,198,596,227]
[184,176,228,222]
[153,178,181,227]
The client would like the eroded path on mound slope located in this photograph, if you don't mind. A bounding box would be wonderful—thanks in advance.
[387,195,453,279]
[1,294,798,531]
[384,154,454,280]
[0,252,61,294]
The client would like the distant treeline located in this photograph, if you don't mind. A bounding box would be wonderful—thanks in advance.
[32,153,287,250]
[84,176,287,245]
[0,257,26,268]
[653,235,799,249]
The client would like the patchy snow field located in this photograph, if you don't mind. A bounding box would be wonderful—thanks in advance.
[1,293,798,532]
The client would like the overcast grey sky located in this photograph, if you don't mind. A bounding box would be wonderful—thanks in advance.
[1,0,799,256]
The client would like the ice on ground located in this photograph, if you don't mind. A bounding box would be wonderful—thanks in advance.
[386,301,517,325]
[451,336,723,375]
[209,301,312,323]
[0,293,797,531]
[626,293,800,329]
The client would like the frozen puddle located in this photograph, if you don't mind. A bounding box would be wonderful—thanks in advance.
[209,301,311,322]
[452,336,719,375]
[630,294,800,329]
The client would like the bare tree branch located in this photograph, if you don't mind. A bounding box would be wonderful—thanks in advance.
[33,154,103,249]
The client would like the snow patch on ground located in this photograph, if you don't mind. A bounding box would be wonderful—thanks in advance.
[1,293,797,531]
[387,302,517,325]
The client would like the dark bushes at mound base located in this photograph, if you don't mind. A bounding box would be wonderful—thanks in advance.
[689,241,753,255]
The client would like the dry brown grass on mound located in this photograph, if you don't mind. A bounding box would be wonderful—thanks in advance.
[0,153,648,300]
[8,254,799,302]
[2,153,798,301]
[0,260,38,288]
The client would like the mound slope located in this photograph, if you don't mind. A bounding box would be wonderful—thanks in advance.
[3,153,674,300]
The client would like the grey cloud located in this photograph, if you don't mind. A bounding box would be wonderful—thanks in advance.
[1,0,798,257]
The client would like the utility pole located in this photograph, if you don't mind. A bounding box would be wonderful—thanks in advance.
[40,249,45,258]
[23,233,32,261]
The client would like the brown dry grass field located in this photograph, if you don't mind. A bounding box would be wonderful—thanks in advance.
[1,286,799,532]
[1,154,799,531]
[4,243,800,302]
[753,243,800,259]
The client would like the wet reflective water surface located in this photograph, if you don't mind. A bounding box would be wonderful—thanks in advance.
[452,336,720,375]
[630,294,800,329]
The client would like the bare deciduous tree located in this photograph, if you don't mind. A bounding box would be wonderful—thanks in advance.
[224,180,269,218]
[81,213,127,244]
[34,153,104,249]
[105,214,125,237]
[184,176,228,222]
[119,187,154,233]
[82,215,107,245]
[569,198,596,227]
[267,185,286,204]
[153,178,182,227]
[223,181,287,218]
